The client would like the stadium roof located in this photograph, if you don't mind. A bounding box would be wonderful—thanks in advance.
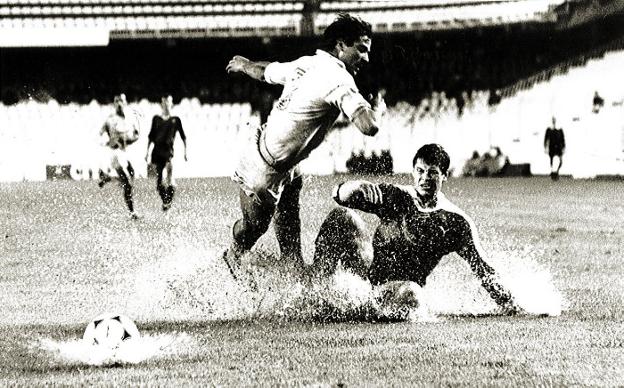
[0,0,621,46]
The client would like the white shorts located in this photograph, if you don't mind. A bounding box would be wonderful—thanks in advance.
[108,147,131,171]
[232,126,300,206]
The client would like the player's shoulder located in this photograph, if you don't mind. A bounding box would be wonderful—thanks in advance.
[437,193,474,228]
[313,51,356,84]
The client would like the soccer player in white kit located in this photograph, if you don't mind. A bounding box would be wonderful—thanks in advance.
[99,93,141,219]
[223,14,383,280]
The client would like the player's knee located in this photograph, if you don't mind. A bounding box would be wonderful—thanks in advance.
[378,281,423,310]
[232,218,270,249]
[312,207,371,278]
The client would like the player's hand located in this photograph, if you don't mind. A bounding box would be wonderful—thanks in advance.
[360,181,383,204]
[340,180,383,204]
[501,303,524,316]
[226,55,249,74]
[184,152,188,162]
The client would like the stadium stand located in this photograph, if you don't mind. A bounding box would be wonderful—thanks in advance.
[1,1,623,181]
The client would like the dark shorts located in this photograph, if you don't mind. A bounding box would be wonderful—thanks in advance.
[549,149,563,157]
[151,151,173,168]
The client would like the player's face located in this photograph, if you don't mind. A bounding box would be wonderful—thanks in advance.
[339,36,371,75]
[161,96,173,115]
[113,95,127,114]
[412,158,446,198]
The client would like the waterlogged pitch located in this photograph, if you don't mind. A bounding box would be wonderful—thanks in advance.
[0,175,622,386]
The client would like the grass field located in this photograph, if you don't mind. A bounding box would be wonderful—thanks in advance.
[1,175,623,386]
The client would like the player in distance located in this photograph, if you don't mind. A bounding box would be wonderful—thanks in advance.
[145,95,188,211]
[98,93,141,219]
[309,144,522,314]
[223,14,384,280]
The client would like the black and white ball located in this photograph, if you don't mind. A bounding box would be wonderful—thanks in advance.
[83,313,140,348]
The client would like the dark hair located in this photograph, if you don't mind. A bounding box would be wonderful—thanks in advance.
[321,13,372,51]
[412,144,450,175]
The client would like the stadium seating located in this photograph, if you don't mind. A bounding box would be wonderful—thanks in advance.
[2,42,621,182]
[1,0,567,42]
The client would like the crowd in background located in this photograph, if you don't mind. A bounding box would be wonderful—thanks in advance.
[2,15,622,114]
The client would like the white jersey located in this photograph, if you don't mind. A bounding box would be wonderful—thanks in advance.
[262,49,371,169]
[101,111,140,150]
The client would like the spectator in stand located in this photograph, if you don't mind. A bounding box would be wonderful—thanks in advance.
[475,147,508,177]
[544,117,566,180]
[592,91,604,114]
[462,151,481,177]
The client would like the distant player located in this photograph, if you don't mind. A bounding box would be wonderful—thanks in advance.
[222,14,384,279]
[310,144,522,314]
[99,93,141,219]
[145,95,187,211]
[544,117,565,180]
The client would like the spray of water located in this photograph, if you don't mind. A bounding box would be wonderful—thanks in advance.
[37,333,193,366]
[121,237,566,325]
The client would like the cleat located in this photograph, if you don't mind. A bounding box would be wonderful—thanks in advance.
[130,212,140,220]
[162,202,172,212]
[222,249,241,279]
[98,176,112,188]
[221,249,258,291]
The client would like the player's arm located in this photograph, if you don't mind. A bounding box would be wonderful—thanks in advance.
[327,87,383,137]
[177,118,188,161]
[457,234,521,314]
[331,181,405,217]
[333,180,383,208]
[351,107,380,137]
[145,142,153,162]
[128,113,141,144]
[226,55,271,82]
[145,117,156,161]
[99,120,111,147]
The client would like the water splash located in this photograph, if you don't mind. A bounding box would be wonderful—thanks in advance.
[37,333,192,366]
[424,245,566,317]
[126,243,564,323]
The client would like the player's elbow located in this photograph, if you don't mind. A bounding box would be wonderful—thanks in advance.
[361,122,379,137]
[353,110,379,136]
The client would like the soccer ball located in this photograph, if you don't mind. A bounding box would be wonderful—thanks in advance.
[83,313,140,348]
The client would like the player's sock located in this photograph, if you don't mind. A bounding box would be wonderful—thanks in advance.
[127,163,135,179]
[162,186,175,211]
[157,184,166,202]
[167,186,175,203]
[122,182,134,213]
[98,170,112,188]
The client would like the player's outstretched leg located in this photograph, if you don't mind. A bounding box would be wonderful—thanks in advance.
[156,164,166,203]
[274,176,304,274]
[160,161,175,211]
[309,207,372,280]
[117,167,138,219]
[98,169,112,188]
[223,188,275,279]
[162,186,175,211]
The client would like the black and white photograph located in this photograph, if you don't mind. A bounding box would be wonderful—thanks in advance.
[1,0,623,386]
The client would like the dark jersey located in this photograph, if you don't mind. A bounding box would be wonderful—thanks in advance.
[339,184,478,286]
[544,127,565,155]
[148,115,186,163]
